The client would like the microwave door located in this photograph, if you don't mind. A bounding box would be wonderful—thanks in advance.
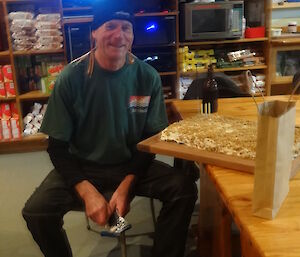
[227,9,233,33]
[191,8,228,40]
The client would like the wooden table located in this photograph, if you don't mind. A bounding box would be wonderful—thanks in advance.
[139,96,300,257]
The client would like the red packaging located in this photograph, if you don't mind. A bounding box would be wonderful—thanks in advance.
[1,119,12,140]
[10,102,19,118]
[0,66,3,82]
[0,82,5,98]
[245,27,265,38]
[0,103,11,119]
[2,65,13,82]
[4,82,16,97]
[10,118,21,139]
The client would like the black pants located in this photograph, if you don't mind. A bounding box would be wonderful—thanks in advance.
[22,160,197,257]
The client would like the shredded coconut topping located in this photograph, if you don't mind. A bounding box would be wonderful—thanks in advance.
[160,114,300,160]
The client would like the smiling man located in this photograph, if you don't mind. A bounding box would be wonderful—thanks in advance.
[22,1,197,257]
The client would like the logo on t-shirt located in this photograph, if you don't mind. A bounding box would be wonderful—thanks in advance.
[129,96,150,113]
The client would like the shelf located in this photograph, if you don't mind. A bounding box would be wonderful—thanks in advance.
[180,65,268,76]
[0,50,10,56]
[159,71,177,76]
[0,96,16,101]
[19,90,50,101]
[4,0,51,2]
[216,65,267,72]
[180,38,268,46]
[271,38,300,45]
[63,7,92,11]
[13,49,64,56]
[0,133,48,154]
[272,2,300,9]
[271,76,293,85]
[63,17,93,24]
[134,11,178,17]
[133,43,176,48]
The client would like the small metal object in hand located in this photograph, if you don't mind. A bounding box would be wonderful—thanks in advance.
[100,212,132,237]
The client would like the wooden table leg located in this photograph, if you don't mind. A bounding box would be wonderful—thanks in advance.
[240,230,261,257]
[197,168,232,257]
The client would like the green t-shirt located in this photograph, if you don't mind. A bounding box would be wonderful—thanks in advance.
[40,54,168,165]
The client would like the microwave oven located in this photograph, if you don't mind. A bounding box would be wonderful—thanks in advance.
[180,1,244,41]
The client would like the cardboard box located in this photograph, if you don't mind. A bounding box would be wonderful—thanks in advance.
[2,65,13,82]
[47,63,64,76]
[1,119,12,140]
[0,103,11,120]
[4,81,16,97]
[10,102,19,118]
[41,76,56,94]
[10,118,21,139]
[0,82,5,98]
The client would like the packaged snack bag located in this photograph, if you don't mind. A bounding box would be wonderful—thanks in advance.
[8,12,34,20]
[4,82,16,97]
[36,13,61,22]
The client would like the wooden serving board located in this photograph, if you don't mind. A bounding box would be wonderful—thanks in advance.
[137,133,300,179]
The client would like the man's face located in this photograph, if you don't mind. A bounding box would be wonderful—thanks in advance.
[92,19,134,62]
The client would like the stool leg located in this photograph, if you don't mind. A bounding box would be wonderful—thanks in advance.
[119,231,127,257]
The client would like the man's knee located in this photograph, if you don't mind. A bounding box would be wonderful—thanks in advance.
[168,173,198,201]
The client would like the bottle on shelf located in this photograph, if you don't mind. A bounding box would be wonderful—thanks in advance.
[202,64,218,113]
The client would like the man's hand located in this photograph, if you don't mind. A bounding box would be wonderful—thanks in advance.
[109,174,136,217]
[75,180,112,226]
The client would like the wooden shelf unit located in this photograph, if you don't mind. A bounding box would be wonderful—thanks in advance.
[0,0,67,147]
[268,1,300,94]
[131,0,179,99]
[177,0,271,97]
[0,0,291,152]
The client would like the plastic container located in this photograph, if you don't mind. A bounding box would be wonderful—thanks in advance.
[271,28,282,37]
[288,21,297,33]
[245,27,265,38]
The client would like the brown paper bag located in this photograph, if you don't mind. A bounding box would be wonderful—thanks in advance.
[252,100,296,219]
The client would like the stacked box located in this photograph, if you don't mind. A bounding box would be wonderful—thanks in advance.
[0,102,21,140]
